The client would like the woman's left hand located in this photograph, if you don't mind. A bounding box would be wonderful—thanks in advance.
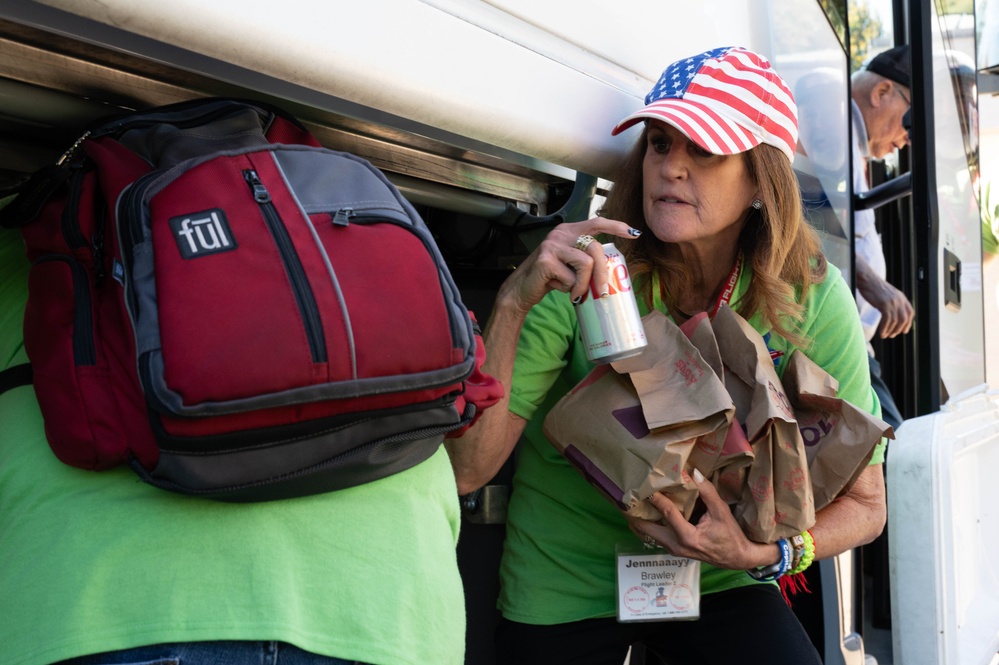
[630,469,779,570]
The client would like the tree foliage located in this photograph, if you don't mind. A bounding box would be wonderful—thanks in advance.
[940,0,974,13]
[819,0,848,49]
[848,1,884,73]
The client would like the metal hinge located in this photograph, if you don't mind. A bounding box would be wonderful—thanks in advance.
[460,484,511,524]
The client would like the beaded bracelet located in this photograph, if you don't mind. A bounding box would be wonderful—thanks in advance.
[789,530,816,576]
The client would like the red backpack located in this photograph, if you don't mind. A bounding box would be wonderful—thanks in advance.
[1,97,500,501]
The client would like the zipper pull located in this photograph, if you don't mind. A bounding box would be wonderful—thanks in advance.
[56,130,91,167]
[243,169,271,203]
[332,208,353,226]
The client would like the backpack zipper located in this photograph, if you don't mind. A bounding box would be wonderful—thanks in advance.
[61,167,89,249]
[245,169,328,364]
[91,197,107,286]
[60,162,108,286]
[35,255,97,366]
[94,102,262,139]
[117,170,162,319]
[333,208,465,350]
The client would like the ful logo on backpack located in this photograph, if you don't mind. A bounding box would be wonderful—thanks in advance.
[169,208,237,259]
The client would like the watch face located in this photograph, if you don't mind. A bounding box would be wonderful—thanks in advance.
[747,562,782,580]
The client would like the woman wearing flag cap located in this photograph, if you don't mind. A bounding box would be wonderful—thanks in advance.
[446,46,886,664]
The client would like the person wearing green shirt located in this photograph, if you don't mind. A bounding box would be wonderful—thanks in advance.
[0,196,466,665]
[446,46,887,665]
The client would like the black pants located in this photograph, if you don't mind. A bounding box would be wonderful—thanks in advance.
[495,584,822,665]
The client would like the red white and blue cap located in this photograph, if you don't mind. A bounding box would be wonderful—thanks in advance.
[612,46,798,163]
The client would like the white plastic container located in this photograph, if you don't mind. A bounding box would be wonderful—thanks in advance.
[888,385,999,665]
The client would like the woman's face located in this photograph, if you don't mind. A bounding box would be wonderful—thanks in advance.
[641,121,757,252]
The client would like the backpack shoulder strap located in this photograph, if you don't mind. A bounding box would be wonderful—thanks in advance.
[0,363,32,395]
[0,163,76,229]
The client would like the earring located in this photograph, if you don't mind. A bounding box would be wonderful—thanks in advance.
[751,199,763,210]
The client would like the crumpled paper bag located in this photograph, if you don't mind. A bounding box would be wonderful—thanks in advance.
[677,312,753,506]
[782,349,893,511]
[544,304,889,544]
[710,304,815,543]
[543,310,734,520]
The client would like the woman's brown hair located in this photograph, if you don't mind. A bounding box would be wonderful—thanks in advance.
[601,123,827,345]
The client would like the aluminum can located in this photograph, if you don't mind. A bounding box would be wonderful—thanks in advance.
[574,243,647,363]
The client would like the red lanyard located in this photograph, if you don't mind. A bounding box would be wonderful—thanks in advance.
[710,253,743,317]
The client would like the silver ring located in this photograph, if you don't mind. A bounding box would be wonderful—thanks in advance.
[642,534,657,550]
[574,234,596,251]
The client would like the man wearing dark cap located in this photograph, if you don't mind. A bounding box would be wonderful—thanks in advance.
[849,44,914,431]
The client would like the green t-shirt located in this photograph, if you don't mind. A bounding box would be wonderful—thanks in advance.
[0,231,465,665]
[499,261,885,625]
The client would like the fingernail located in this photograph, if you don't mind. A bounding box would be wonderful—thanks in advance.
[572,295,583,305]
[628,228,642,236]
[599,290,609,298]
[693,468,705,483]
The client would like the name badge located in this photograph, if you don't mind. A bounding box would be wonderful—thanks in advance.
[616,549,700,622]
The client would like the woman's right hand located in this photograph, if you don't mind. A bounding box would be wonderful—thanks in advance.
[498,217,642,314]
[445,217,640,494]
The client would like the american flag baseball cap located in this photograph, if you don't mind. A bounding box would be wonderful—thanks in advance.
[612,46,798,163]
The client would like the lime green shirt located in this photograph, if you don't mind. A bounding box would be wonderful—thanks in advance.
[0,231,465,665]
[499,261,885,624]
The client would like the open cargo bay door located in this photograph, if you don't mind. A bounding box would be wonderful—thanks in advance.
[900,0,988,409]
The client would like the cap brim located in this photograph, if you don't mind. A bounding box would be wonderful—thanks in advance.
[611,98,761,157]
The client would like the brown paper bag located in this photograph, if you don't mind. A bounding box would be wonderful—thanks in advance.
[677,313,754,499]
[678,312,725,383]
[544,302,887,546]
[712,305,816,543]
[782,350,893,511]
[543,311,735,520]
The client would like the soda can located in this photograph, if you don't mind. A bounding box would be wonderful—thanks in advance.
[574,243,647,364]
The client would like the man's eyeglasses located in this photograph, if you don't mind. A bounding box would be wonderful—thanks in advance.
[896,85,911,107]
